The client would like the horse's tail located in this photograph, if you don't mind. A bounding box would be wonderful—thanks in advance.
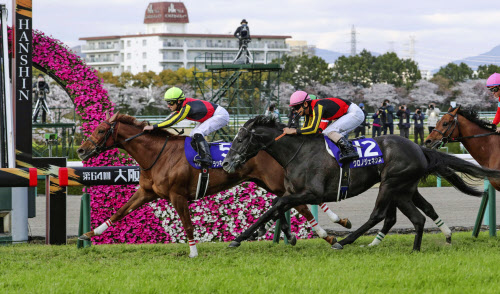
[421,147,500,196]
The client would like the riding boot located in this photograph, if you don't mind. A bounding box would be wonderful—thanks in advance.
[193,133,213,166]
[336,137,359,164]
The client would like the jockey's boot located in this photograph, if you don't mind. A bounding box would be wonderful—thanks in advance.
[193,133,213,166]
[336,137,359,164]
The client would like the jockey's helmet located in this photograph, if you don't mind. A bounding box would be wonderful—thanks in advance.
[164,87,186,102]
[486,73,500,87]
[289,91,311,106]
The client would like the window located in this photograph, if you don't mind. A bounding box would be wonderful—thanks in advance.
[143,52,147,59]
[143,65,147,72]
[206,40,213,47]
[195,39,201,47]
[143,39,147,46]
[172,51,180,60]
[127,53,131,60]
[127,40,131,47]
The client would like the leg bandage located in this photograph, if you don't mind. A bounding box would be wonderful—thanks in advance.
[368,231,385,246]
[434,218,452,237]
[94,219,113,236]
[320,203,340,223]
[188,239,198,258]
[308,219,327,238]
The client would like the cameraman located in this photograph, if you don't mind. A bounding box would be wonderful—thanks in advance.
[32,74,50,123]
[379,99,394,135]
[371,109,383,137]
[413,108,425,145]
[354,103,369,137]
[426,103,440,134]
[234,19,251,60]
[396,104,410,138]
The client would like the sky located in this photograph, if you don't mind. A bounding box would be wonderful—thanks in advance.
[2,0,500,71]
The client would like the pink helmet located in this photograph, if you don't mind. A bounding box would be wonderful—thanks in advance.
[289,91,311,106]
[486,73,500,87]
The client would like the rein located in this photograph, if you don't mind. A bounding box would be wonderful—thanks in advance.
[283,137,306,169]
[140,136,169,171]
[432,112,498,145]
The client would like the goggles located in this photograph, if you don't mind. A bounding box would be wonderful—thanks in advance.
[167,100,177,106]
[292,104,303,111]
[488,86,500,93]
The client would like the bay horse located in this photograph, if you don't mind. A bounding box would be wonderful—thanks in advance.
[222,115,500,251]
[76,112,348,258]
[425,106,500,190]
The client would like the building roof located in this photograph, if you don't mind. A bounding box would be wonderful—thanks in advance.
[144,2,189,24]
[79,33,292,41]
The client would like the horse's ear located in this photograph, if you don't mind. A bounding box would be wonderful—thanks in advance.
[109,111,120,122]
[447,106,453,112]
[105,111,110,120]
[450,105,460,116]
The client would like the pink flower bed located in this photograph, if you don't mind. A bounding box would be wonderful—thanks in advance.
[26,29,313,243]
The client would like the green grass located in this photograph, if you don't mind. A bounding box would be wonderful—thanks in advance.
[1,232,499,293]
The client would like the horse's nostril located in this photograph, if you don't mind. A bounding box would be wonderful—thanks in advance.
[77,148,84,155]
[222,161,229,168]
[424,140,431,145]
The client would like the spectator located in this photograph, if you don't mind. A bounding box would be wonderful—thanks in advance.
[396,104,411,138]
[354,103,369,138]
[426,103,441,134]
[265,102,281,122]
[380,99,394,135]
[372,109,383,137]
[413,108,425,145]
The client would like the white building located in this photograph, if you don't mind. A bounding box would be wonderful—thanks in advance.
[286,40,316,57]
[79,2,291,75]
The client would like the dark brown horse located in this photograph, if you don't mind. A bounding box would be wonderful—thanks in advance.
[424,106,500,190]
[76,113,346,257]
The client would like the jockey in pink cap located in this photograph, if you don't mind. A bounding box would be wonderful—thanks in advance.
[283,90,364,164]
[486,73,500,133]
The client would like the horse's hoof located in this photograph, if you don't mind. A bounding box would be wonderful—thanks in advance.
[228,241,241,248]
[257,228,267,238]
[324,235,337,245]
[78,234,90,241]
[288,234,297,246]
[446,236,452,245]
[331,242,344,250]
[338,218,352,229]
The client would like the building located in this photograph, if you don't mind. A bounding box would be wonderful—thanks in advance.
[79,2,291,75]
[286,40,316,57]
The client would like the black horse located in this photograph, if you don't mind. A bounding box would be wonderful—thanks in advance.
[222,116,500,251]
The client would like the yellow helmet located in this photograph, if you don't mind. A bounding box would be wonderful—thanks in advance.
[164,87,185,101]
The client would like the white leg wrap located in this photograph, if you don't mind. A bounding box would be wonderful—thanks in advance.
[320,203,340,223]
[434,218,452,237]
[93,219,112,236]
[308,219,327,238]
[264,220,274,231]
[188,239,198,258]
[368,232,385,246]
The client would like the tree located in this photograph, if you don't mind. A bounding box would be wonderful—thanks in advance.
[434,62,473,83]
[429,75,453,96]
[408,80,446,108]
[362,83,398,108]
[476,64,500,79]
[452,79,494,110]
[332,49,375,88]
[279,54,333,89]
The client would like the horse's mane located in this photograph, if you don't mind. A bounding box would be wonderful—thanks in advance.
[247,115,285,129]
[116,114,184,139]
[452,107,496,132]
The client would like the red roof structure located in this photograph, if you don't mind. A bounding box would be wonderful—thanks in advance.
[144,2,189,24]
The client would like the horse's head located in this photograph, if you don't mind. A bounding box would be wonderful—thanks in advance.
[222,115,282,173]
[77,111,121,160]
[424,106,460,149]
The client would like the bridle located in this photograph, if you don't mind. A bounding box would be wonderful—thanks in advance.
[430,112,459,146]
[85,120,171,171]
[86,121,120,156]
[431,112,498,147]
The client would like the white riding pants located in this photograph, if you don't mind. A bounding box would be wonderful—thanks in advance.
[323,103,365,136]
[191,106,230,137]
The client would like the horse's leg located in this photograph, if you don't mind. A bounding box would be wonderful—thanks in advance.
[366,201,397,247]
[413,191,452,244]
[333,182,395,249]
[79,188,157,240]
[170,193,198,258]
[296,204,337,245]
[278,212,297,246]
[395,198,426,251]
[320,203,352,229]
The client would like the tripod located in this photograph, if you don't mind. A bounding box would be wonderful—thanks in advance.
[32,90,53,123]
[233,38,253,64]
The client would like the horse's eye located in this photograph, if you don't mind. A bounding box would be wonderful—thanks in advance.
[443,122,448,127]
[98,130,105,134]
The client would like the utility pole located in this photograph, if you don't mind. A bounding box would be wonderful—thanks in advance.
[350,25,357,56]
